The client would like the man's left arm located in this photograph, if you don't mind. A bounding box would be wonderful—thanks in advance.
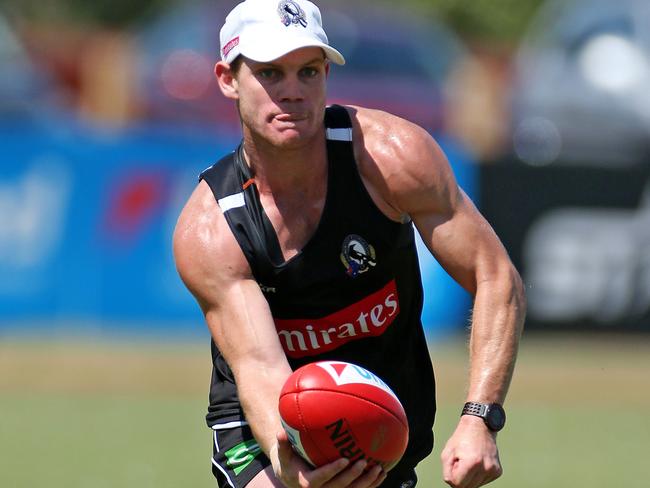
[363,115,526,488]
[412,185,525,488]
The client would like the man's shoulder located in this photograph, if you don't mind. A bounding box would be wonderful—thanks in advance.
[340,105,443,174]
[173,180,252,298]
[343,105,437,164]
[343,105,428,139]
[173,181,221,268]
[337,105,456,219]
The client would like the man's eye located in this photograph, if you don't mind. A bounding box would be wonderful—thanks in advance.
[301,67,318,77]
[259,69,278,79]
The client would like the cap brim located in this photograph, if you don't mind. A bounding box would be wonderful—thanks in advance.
[238,32,345,65]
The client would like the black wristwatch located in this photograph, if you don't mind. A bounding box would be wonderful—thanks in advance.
[461,402,506,432]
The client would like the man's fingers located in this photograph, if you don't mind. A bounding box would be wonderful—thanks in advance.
[275,429,388,488]
[477,458,503,487]
[368,466,387,488]
[450,461,473,488]
[366,468,388,488]
[306,458,351,487]
[442,457,462,487]
[441,448,456,484]
[444,457,503,488]
[443,458,482,488]
[275,430,295,464]
[323,461,385,488]
[352,464,386,488]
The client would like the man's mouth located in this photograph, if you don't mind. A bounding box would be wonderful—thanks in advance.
[273,113,307,122]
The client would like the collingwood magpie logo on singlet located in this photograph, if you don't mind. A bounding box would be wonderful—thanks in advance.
[340,234,377,277]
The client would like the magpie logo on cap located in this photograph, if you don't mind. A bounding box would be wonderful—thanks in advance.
[219,0,345,66]
[278,0,308,28]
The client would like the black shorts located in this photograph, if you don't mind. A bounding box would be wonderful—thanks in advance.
[210,420,418,488]
[211,420,271,488]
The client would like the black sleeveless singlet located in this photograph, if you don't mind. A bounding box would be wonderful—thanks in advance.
[199,105,436,470]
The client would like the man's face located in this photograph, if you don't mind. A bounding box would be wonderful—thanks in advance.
[222,47,329,149]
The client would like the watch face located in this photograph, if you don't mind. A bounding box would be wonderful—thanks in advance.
[486,404,506,431]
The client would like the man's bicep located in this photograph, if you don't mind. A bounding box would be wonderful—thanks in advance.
[172,182,288,369]
[413,190,509,296]
[175,227,290,383]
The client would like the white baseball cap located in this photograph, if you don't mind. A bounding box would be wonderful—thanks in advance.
[219,0,345,66]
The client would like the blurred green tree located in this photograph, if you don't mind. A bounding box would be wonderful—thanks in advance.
[387,0,546,42]
[0,0,178,27]
[0,0,546,41]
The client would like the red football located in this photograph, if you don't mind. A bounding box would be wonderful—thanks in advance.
[278,361,409,472]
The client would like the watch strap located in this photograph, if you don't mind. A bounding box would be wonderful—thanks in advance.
[462,402,488,417]
[461,402,506,432]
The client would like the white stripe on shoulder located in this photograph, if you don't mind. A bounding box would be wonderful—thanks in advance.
[217,192,245,212]
[326,127,352,141]
[201,163,215,174]
[211,420,249,430]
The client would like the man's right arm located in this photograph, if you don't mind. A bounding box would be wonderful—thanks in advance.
[173,181,291,458]
[172,181,382,488]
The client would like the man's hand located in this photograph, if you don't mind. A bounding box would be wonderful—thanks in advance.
[271,430,386,488]
[441,415,503,488]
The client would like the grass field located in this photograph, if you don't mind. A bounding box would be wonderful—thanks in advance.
[1,332,649,487]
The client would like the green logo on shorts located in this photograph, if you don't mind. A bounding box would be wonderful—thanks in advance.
[224,439,262,476]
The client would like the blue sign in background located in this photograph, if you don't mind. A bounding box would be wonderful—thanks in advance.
[0,117,474,336]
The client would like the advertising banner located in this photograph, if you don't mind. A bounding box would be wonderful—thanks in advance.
[0,120,475,336]
[480,162,650,331]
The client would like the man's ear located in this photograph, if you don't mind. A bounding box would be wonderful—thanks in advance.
[215,61,239,100]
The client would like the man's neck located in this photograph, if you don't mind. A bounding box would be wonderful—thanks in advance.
[241,128,328,196]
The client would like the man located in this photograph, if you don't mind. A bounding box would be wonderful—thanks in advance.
[173,1,526,487]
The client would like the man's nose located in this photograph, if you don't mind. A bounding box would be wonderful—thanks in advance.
[278,73,304,102]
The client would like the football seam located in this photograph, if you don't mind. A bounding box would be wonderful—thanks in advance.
[294,387,409,430]
[293,370,331,465]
